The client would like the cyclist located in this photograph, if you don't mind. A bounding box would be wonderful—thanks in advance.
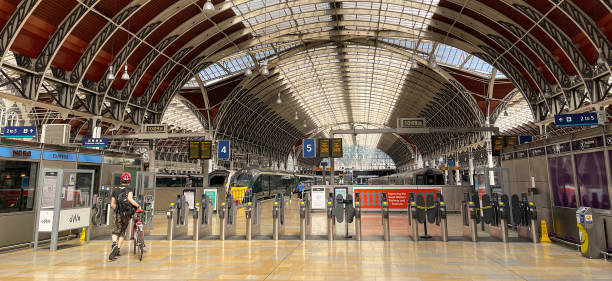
[109,172,141,261]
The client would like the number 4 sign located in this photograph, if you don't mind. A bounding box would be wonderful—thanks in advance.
[303,138,316,158]
[217,140,230,159]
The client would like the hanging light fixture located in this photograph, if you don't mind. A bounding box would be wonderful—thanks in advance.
[203,0,214,11]
[303,120,307,128]
[294,111,299,120]
[411,60,418,70]
[430,61,438,69]
[106,65,115,80]
[244,68,252,76]
[261,60,269,75]
[121,65,130,80]
[597,48,606,65]
[276,92,282,104]
[504,110,508,116]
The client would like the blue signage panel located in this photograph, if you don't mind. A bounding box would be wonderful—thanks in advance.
[78,154,103,164]
[43,151,76,162]
[554,112,598,127]
[217,140,230,159]
[448,160,455,167]
[3,126,36,138]
[303,138,316,158]
[81,138,108,148]
[0,146,41,159]
[519,136,533,144]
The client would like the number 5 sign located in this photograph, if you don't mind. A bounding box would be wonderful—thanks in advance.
[217,140,230,159]
[303,138,316,158]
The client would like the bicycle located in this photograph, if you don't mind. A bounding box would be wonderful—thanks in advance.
[132,209,145,261]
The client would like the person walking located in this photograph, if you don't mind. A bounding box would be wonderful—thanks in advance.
[109,172,141,261]
[298,181,304,199]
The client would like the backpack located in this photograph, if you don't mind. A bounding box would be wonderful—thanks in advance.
[117,188,136,217]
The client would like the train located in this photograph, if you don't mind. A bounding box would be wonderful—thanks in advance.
[208,169,323,202]
[369,168,445,185]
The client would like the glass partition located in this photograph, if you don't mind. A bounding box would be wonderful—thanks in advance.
[0,160,38,213]
[574,151,610,210]
[548,156,577,208]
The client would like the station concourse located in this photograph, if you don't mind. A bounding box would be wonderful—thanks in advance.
[0,0,612,280]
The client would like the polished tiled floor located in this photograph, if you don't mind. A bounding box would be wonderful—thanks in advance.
[2,197,611,281]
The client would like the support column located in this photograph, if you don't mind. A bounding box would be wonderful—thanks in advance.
[469,148,474,186]
[485,120,495,186]
[148,143,156,173]
[201,159,209,188]
[329,157,334,185]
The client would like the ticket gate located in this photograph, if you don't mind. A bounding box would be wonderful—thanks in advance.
[272,194,286,240]
[219,193,237,240]
[245,196,261,241]
[461,193,479,242]
[354,193,362,241]
[576,207,605,259]
[193,194,213,240]
[381,193,391,241]
[487,194,509,242]
[166,194,188,241]
[512,194,538,243]
[299,193,312,241]
[408,193,448,242]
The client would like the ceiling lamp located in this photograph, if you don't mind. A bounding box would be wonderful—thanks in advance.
[597,48,606,65]
[244,68,252,76]
[303,120,307,128]
[430,61,438,69]
[276,93,282,104]
[121,65,130,80]
[106,66,115,80]
[411,60,418,70]
[294,111,299,120]
[262,60,269,76]
[504,110,508,116]
[203,0,214,11]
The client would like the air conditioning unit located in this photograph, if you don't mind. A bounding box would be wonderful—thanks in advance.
[41,124,70,145]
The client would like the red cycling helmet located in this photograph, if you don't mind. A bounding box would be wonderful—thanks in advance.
[120,172,131,184]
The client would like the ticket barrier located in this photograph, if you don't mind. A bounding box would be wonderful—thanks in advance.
[245,196,260,241]
[461,193,480,242]
[381,193,390,241]
[166,194,188,241]
[272,194,286,240]
[193,194,213,241]
[489,194,510,243]
[512,194,538,243]
[354,193,362,241]
[331,193,355,239]
[576,207,605,259]
[408,193,448,242]
[299,193,312,241]
[327,195,335,241]
[219,193,237,240]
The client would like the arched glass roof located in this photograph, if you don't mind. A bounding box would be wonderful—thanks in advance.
[335,145,396,170]
[161,98,205,132]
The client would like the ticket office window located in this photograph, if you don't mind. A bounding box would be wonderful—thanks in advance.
[0,160,38,213]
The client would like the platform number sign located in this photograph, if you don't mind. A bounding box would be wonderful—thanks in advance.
[217,140,230,159]
[303,138,316,158]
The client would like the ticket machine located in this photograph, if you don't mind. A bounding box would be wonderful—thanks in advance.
[576,207,604,259]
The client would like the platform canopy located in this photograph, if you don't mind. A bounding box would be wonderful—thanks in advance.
[0,0,610,164]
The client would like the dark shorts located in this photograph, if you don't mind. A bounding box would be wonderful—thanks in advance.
[112,213,131,237]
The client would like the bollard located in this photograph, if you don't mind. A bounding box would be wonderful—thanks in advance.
[528,202,538,243]
[327,199,334,241]
[299,201,307,241]
[410,201,419,241]
[166,203,176,241]
[382,200,390,241]
[246,202,252,241]
[439,201,448,242]
[219,202,227,241]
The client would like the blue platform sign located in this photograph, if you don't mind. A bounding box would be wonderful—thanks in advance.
[554,112,598,127]
[81,138,108,148]
[3,126,36,138]
[217,140,230,159]
[303,138,316,158]
[519,136,533,144]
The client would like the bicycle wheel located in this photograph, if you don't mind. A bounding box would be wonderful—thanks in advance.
[133,230,137,255]
[138,231,144,261]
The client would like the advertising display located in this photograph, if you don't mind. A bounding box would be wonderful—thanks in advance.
[203,188,218,211]
[353,186,441,210]
[311,187,327,210]
[183,189,196,210]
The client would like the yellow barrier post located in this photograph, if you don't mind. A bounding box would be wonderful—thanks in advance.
[80,227,86,241]
[540,220,551,243]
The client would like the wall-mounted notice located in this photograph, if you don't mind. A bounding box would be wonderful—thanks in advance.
[41,172,58,209]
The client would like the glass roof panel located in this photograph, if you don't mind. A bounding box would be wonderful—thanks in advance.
[162,98,205,132]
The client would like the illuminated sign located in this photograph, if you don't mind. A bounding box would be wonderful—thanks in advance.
[397,118,426,128]
[331,138,343,158]
[200,141,212,159]
[491,136,504,156]
[142,124,167,133]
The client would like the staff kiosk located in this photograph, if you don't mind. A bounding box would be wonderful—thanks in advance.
[135,172,156,234]
[34,169,95,251]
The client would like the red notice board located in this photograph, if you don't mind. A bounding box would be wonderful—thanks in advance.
[353,187,441,210]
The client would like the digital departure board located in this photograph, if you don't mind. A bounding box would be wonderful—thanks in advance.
[200,140,212,159]
[318,138,330,158]
[491,136,504,156]
[504,136,518,147]
[331,138,343,158]
[189,141,200,159]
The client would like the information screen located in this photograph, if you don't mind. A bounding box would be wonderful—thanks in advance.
[504,136,518,147]
[188,141,200,159]
[318,138,330,158]
[331,138,343,158]
[491,136,504,156]
[200,141,212,159]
